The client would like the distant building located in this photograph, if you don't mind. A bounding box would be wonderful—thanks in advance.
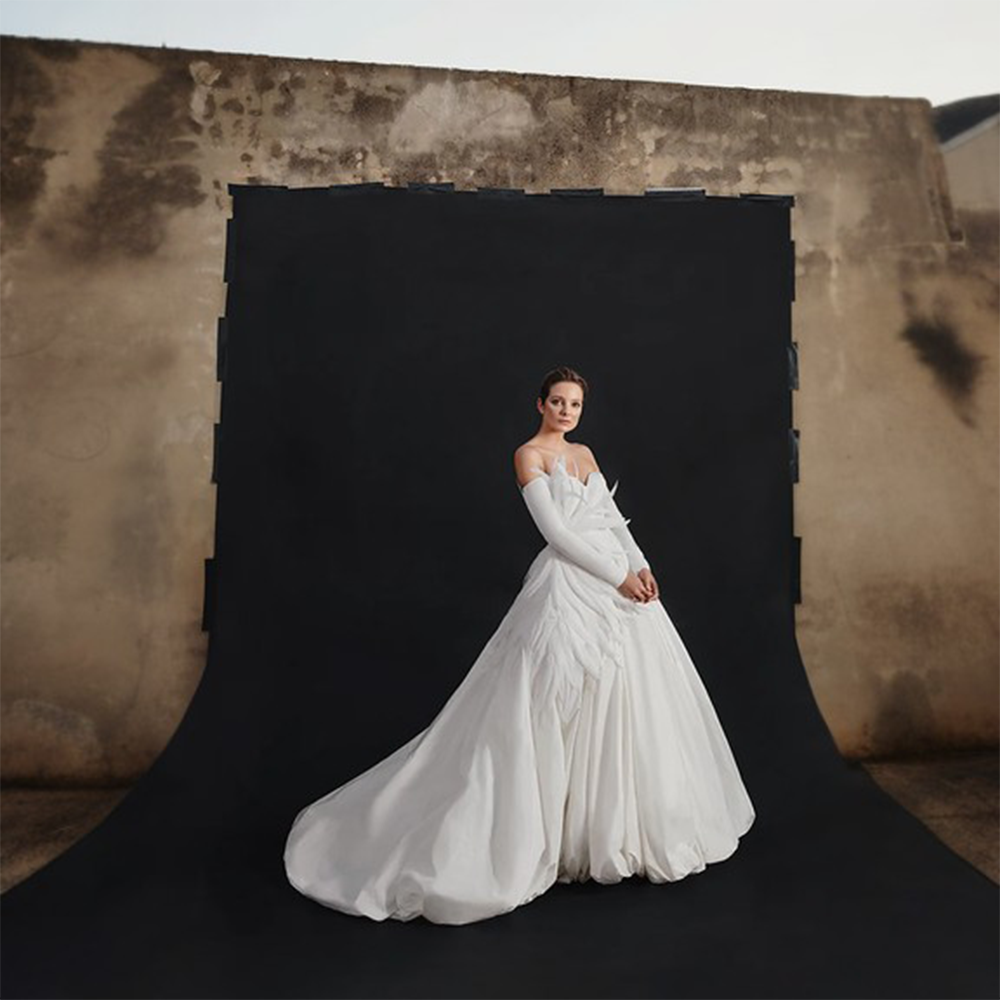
[933,94,1000,211]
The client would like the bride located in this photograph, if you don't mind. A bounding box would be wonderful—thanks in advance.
[284,365,755,925]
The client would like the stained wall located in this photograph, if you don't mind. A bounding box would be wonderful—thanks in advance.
[1,37,996,782]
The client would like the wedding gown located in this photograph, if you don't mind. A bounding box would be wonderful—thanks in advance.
[284,452,755,925]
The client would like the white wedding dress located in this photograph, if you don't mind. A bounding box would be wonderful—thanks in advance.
[284,452,754,924]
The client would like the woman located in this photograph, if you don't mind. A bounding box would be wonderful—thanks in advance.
[284,365,755,924]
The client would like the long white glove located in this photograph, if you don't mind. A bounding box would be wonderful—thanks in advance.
[521,477,629,587]
[606,487,650,574]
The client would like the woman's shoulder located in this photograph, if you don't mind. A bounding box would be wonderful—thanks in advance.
[513,438,550,461]
[513,441,545,484]
[564,441,597,466]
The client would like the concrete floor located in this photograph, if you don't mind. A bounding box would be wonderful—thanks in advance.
[862,750,998,883]
[1,786,130,894]
[1,752,997,894]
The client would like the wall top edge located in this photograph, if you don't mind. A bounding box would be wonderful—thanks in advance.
[0,32,934,109]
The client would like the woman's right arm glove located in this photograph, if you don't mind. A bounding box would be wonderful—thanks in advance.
[521,477,628,588]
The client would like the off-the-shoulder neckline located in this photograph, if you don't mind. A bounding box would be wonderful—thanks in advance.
[519,452,604,493]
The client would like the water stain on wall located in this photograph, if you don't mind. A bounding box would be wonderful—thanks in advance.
[869,671,938,757]
[1,698,109,785]
[0,40,60,244]
[273,73,306,118]
[900,302,985,424]
[351,90,400,126]
[55,60,207,258]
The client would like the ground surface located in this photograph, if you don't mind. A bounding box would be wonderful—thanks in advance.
[2,787,129,893]
[2,751,996,893]
[861,751,998,883]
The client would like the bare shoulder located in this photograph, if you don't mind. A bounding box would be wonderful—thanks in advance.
[513,443,546,488]
[574,442,600,468]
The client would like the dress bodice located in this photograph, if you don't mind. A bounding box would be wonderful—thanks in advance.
[524,452,631,535]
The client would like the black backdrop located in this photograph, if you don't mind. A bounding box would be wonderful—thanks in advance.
[2,185,996,999]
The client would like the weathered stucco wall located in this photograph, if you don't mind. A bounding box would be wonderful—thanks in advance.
[1,37,996,782]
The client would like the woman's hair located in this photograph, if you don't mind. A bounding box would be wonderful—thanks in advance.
[538,366,589,404]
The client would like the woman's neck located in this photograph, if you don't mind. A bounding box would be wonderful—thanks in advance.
[534,433,570,452]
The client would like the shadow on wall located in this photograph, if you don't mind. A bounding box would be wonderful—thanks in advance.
[870,670,938,756]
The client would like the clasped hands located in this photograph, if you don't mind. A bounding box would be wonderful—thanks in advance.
[618,567,659,603]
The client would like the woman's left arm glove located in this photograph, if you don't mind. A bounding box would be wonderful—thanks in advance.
[607,486,650,574]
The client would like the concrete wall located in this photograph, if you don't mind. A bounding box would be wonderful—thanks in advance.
[1,37,996,783]
[942,114,1000,211]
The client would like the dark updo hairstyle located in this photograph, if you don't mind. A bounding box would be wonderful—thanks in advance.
[538,365,589,405]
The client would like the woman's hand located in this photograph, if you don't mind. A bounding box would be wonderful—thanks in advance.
[637,567,659,602]
[618,570,656,603]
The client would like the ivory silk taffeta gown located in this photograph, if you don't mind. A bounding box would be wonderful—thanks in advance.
[284,452,755,924]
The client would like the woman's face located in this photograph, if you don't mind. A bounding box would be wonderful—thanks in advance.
[538,381,584,433]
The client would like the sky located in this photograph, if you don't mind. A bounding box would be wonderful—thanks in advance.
[0,0,997,107]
